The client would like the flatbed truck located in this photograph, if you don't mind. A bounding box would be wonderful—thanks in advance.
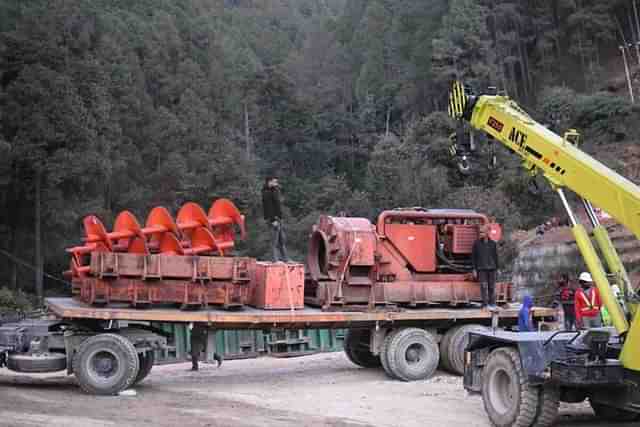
[0,297,555,395]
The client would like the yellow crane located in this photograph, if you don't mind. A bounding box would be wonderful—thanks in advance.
[450,81,640,426]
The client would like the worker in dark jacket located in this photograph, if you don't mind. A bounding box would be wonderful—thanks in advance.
[262,176,290,262]
[555,274,576,331]
[472,225,499,310]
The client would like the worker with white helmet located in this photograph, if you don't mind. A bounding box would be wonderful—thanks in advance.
[574,272,602,329]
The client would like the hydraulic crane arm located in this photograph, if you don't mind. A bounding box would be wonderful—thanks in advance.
[447,81,640,372]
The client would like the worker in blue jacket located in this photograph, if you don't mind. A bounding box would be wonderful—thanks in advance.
[518,296,534,332]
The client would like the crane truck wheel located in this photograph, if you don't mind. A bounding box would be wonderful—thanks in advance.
[73,333,140,395]
[531,386,560,427]
[481,347,539,427]
[440,324,486,376]
[590,401,640,422]
[385,328,439,382]
[133,351,155,385]
[343,330,381,368]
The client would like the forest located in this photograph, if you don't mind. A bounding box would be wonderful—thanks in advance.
[2,0,640,302]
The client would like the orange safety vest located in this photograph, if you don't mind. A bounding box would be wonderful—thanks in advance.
[575,287,601,318]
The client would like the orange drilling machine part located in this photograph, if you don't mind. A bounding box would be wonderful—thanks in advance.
[64,199,251,309]
[305,208,510,309]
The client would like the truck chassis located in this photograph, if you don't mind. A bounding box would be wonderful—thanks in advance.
[0,297,555,395]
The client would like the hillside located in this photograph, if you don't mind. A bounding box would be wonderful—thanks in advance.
[1,0,640,298]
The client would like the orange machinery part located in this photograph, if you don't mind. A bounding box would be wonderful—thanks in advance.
[65,199,247,278]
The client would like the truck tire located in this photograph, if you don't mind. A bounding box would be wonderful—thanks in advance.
[590,401,640,422]
[73,333,140,395]
[440,324,486,375]
[133,351,155,385]
[532,386,560,427]
[7,352,67,373]
[385,328,439,382]
[343,330,381,368]
[482,347,539,427]
[380,329,399,380]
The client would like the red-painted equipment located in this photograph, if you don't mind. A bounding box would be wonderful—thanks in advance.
[250,262,304,310]
[208,198,246,255]
[305,208,510,308]
[64,199,249,309]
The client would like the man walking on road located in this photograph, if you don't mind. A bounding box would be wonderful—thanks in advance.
[472,225,499,310]
[262,176,290,262]
[575,272,602,329]
[190,323,222,371]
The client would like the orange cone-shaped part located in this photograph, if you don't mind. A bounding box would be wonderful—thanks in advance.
[113,211,142,238]
[83,215,113,251]
[143,206,179,252]
[176,202,210,235]
[127,236,149,254]
[66,215,112,278]
[208,198,246,241]
[112,211,148,253]
[184,226,216,255]
[158,232,184,255]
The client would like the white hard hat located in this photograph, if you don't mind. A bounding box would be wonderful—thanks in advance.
[612,284,621,296]
[579,272,593,283]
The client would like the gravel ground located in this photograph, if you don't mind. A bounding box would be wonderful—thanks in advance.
[0,352,635,427]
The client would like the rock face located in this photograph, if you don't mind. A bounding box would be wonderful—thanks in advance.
[512,221,640,303]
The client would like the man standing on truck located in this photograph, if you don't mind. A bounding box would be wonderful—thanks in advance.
[262,176,290,262]
[575,272,602,329]
[472,225,499,310]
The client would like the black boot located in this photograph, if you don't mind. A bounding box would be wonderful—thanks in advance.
[191,355,199,371]
[213,353,223,368]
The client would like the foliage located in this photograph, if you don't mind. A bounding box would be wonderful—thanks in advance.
[0,287,33,312]
[0,0,637,294]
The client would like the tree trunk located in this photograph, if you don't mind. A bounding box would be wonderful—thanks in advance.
[519,37,533,100]
[628,12,640,67]
[244,101,251,161]
[35,168,43,304]
[8,162,18,290]
[634,0,640,51]
[385,105,391,137]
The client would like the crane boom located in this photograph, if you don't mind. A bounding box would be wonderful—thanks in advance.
[448,81,640,372]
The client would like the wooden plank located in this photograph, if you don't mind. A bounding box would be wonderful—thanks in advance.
[46,298,556,328]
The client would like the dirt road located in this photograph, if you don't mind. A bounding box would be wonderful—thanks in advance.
[0,352,633,427]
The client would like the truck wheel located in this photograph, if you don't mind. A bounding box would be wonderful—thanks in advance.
[532,386,560,427]
[440,324,486,376]
[73,333,140,395]
[385,328,439,382]
[482,347,539,427]
[343,330,381,368]
[133,351,155,385]
[590,401,640,422]
[380,329,399,379]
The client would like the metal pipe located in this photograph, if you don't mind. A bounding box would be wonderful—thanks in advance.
[619,45,635,104]
[581,199,600,227]
[557,189,577,226]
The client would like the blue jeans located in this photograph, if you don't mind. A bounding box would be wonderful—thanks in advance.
[271,221,289,262]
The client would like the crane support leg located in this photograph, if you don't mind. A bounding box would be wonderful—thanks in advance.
[557,190,630,336]
[582,200,637,317]
[622,309,640,370]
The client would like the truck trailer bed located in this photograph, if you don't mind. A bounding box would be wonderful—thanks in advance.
[46,297,556,329]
